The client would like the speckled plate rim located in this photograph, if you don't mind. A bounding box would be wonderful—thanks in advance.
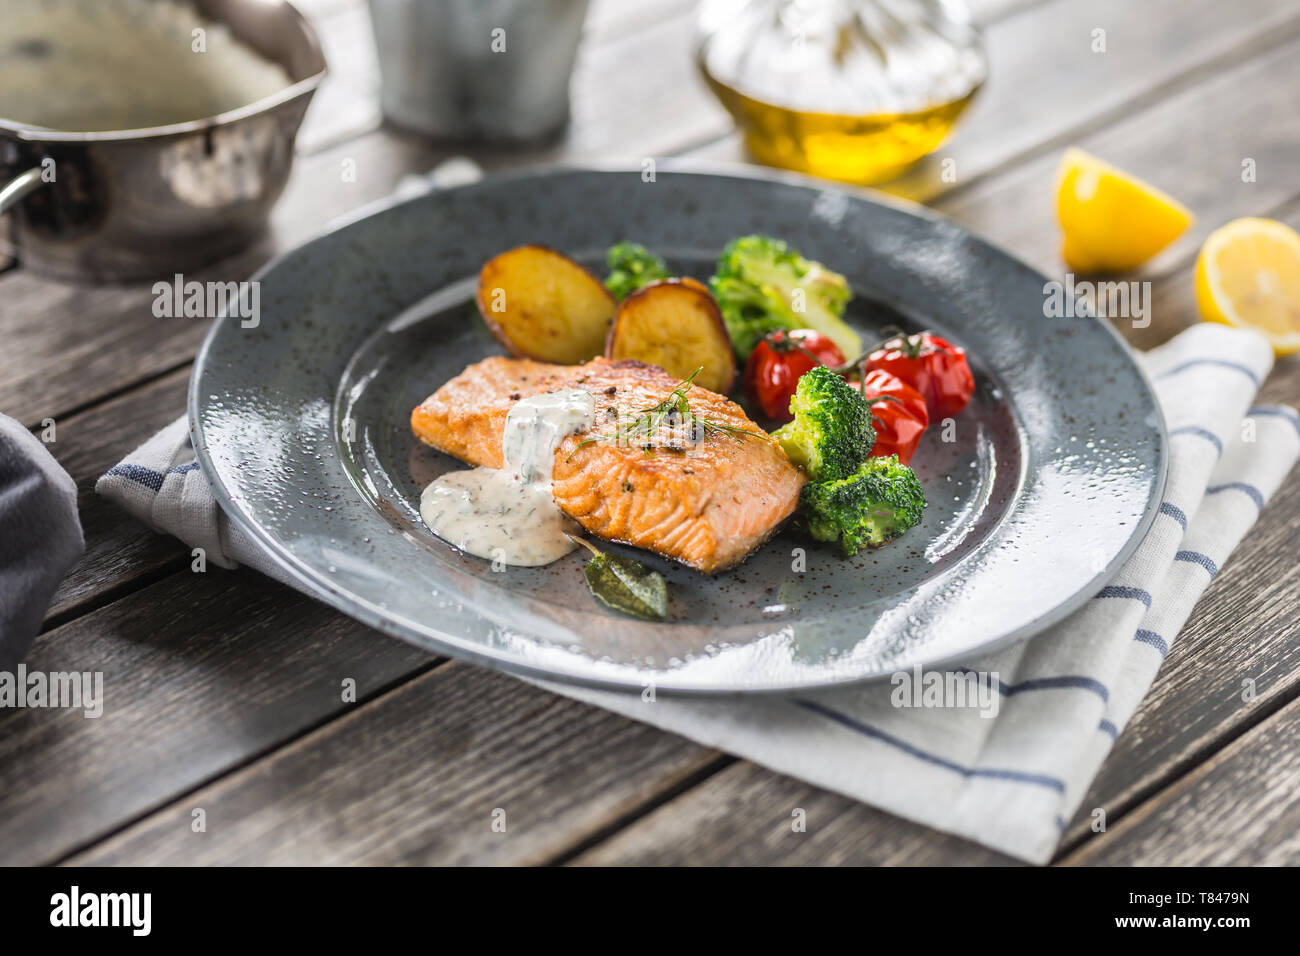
[189,160,1169,696]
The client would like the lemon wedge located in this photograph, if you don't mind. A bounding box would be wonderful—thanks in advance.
[1196,217,1300,355]
[1055,147,1194,273]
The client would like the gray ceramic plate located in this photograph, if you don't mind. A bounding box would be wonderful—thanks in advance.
[190,164,1167,695]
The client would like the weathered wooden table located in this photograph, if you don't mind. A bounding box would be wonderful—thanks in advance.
[3,0,1299,866]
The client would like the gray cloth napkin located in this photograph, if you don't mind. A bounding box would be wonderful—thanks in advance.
[0,413,84,667]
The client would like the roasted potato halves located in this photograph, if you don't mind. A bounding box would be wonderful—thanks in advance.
[477,245,616,364]
[606,279,736,394]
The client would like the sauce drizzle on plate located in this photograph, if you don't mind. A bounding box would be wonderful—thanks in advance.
[419,388,594,566]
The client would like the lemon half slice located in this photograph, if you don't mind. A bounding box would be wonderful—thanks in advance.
[1196,217,1300,355]
[1056,147,1194,274]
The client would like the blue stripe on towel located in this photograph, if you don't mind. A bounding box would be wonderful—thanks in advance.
[1248,405,1300,438]
[1096,585,1153,608]
[1099,719,1119,739]
[104,461,199,492]
[1156,358,1260,387]
[1134,629,1169,657]
[952,668,1110,703]
[104,463,165,492]
[1206,481,1265,511]
[1158,502,1189,530]
[1169,425,1223,455]
[795,700,1067,794]
[1174,550,1219,577]
[1004,675,1110,702]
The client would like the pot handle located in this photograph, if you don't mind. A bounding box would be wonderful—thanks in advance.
[0,167,46,216]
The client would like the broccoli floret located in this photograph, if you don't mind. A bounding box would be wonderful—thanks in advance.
[800,455,927,556]
[772,365,875,481]
[605,242,670,299]
[709,235,861,358]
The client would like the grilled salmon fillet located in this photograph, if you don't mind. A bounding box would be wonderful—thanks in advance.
[411,356,804,572]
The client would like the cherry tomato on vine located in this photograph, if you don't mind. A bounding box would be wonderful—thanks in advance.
[866,331,974,421]
[855,368,929,464]
[742,329,846,422]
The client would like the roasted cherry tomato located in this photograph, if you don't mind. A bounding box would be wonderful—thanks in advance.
[855,368,929,464]
[866,331,974,421]
[743,329,846,422]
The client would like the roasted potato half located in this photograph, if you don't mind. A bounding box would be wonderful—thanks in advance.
[476,245,616,364]
[606,279,736,394]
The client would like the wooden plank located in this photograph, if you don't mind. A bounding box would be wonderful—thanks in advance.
[295,1,382,154]
[437,7,730,175]
[1062,695,1300,865]
[584,0,697,41]
[41,369,193,625]
[68,661,720,865]
[0,218,13,272]
[0,130,442,429]
[1058,468,1300,851]
[0,570,434,865]
[568,759,1015,865]
[685,0,1300,208]
[932,34,1300,278]
[904,0,1300,202]
[571,11,729,159]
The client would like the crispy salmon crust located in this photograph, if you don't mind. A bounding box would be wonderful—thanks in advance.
[411,356,805,572]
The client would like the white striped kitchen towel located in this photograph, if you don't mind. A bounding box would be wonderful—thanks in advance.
[98,322,1298,863]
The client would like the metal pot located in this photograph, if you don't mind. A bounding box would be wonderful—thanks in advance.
[0,0,326,282]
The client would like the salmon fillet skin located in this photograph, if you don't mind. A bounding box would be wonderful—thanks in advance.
[411,356,805,572]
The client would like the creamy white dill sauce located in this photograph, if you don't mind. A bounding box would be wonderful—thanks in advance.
[420,389,596,566]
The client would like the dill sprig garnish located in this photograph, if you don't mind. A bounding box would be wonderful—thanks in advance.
[569,367,762,459]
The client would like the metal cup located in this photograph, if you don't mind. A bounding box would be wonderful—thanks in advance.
[366,0,589,143]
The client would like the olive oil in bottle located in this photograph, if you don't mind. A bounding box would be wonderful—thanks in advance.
[696,0,987,185]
